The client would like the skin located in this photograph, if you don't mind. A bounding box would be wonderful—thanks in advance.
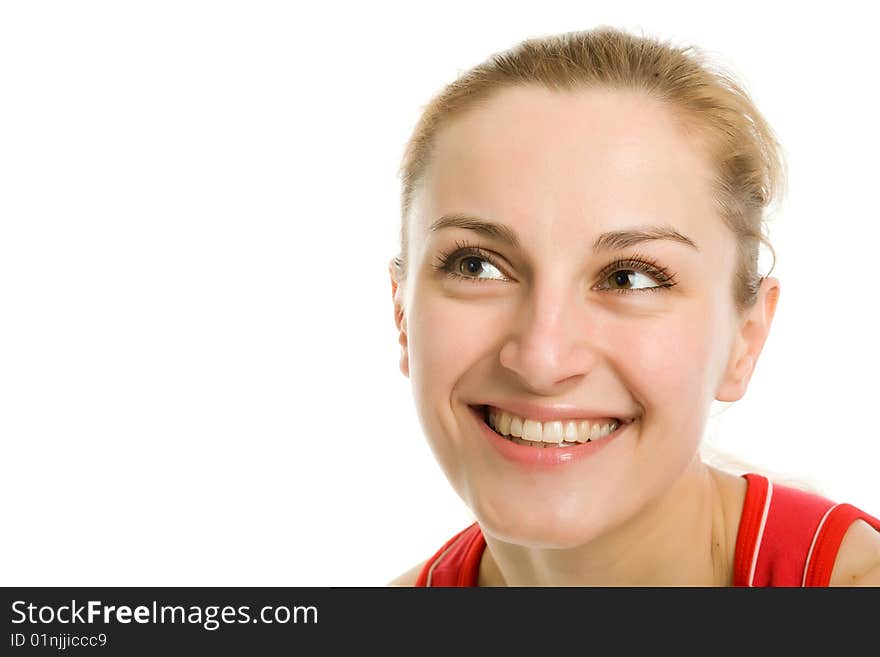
[387,85,880,586]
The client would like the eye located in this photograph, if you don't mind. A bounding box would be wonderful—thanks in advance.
[605,269,661,291]
[454,255,506,280]
[432,242,510,283]
[594,256,677,294]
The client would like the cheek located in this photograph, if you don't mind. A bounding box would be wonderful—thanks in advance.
[405,285,499,457]
[608,306,720,426]
[408,292,487,395]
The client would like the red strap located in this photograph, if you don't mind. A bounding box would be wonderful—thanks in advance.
[416,523,485,587]
[415,523,477,587]
[457,527,487,586]
[733,473,769,587]
[803,504,880,587]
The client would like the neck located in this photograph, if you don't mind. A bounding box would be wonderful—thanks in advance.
[478,460,744,586]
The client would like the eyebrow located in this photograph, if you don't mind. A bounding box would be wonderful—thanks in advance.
[429,213,699,252]
[593,225,699,252]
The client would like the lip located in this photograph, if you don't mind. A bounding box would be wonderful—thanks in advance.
[468,404,632,467]
[475,400,631,423]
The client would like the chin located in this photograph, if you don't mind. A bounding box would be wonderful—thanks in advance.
[467,489,613,550]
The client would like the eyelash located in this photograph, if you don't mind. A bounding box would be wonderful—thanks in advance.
[431,240,679,294]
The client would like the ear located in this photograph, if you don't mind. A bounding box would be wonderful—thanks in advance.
[388,257,409,378]
[715,276,780,402]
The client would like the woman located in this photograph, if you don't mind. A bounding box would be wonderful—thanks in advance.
[387,26,880,586]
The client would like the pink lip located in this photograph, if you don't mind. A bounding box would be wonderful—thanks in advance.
[469,405,631,467]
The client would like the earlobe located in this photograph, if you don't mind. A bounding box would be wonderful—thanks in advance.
[396,306,409,378]
[715,342,755,404]
[388,258,410,378]
[715,277,780,403]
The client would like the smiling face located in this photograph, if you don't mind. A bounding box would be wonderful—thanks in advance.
[392,85,759,549]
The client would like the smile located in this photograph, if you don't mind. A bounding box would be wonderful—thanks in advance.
[470,404,632,466]
[482,405,621,448]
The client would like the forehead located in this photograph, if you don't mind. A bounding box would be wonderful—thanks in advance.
[414,85,723,252]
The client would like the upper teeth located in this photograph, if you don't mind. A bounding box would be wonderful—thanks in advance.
[487,407,620,444]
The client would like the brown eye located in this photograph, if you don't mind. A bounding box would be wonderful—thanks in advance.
[446,253,506,281]
[432,241,511,283]
[605,269,660,290]
[460,257,485,276]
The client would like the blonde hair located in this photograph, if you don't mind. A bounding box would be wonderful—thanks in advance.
[395,25,787,312]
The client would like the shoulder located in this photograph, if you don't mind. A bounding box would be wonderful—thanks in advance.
[830,519,880,586]
[386,559,428,587]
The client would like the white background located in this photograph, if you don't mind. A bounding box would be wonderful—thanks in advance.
[1,1,877,586]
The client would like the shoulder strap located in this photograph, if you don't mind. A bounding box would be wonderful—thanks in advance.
[733,473,772,587]
[753,479,838,586]
[734,473,844,586]
[415,523,485,587]
[802,504,880,586]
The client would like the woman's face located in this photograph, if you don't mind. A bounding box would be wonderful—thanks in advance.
[395,86,749,548]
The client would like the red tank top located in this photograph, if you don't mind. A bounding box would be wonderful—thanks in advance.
[415,473,880,586]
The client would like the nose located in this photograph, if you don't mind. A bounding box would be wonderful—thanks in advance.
[498,281,599,393]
